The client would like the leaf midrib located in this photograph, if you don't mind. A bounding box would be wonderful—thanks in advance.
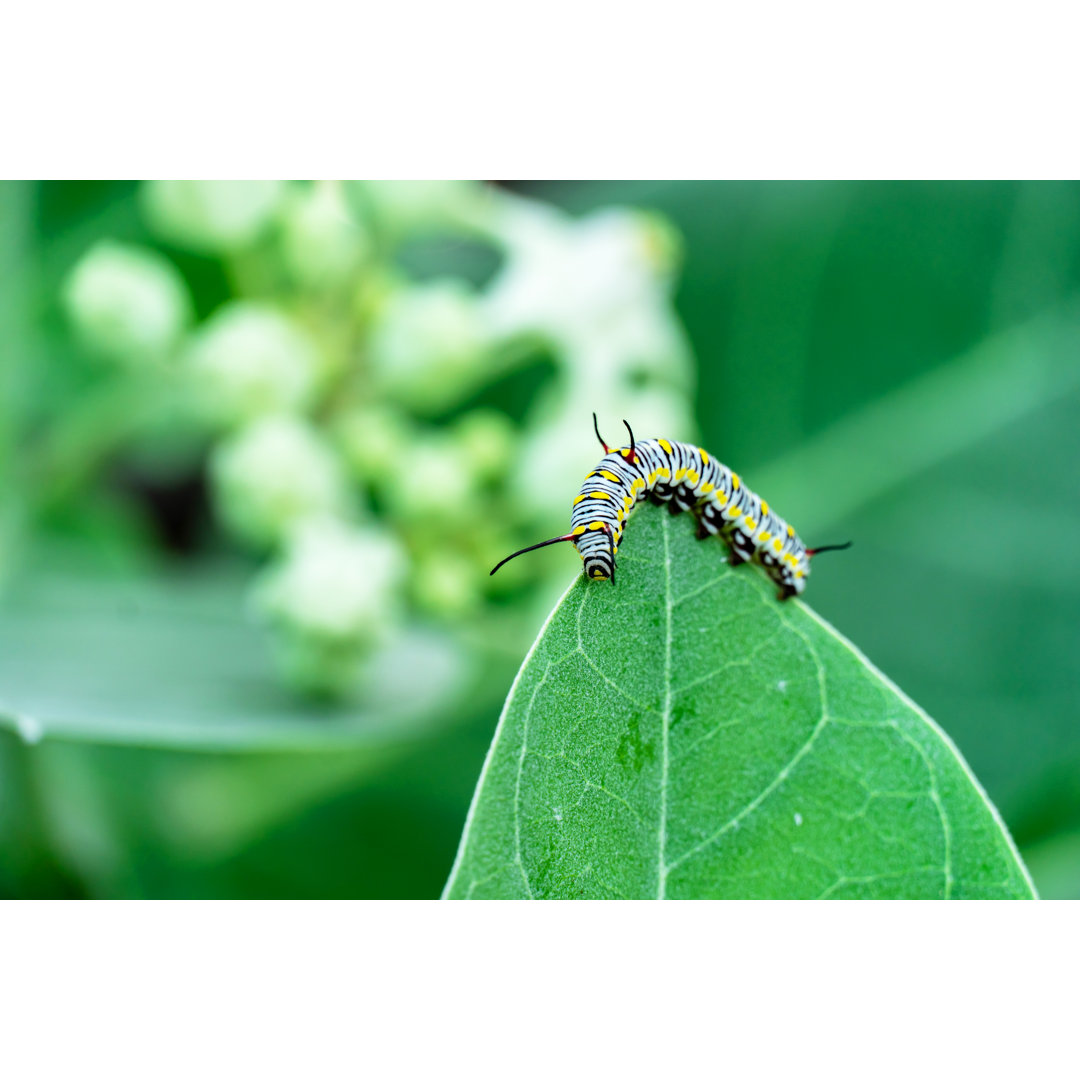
[657,512,672,899]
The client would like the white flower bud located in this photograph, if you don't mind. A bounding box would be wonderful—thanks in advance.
[280,181,371,288]
[383,438,477,526]
[368,280,487,413]
[211,415,351,549]
[141,180,285,254]
[484,204,688,385]
[183,302,321,427]
[255,517,404,640]
[333,406,413,482]
[62,241,191,364]
[345,180,485,234]
[253,518,406,697]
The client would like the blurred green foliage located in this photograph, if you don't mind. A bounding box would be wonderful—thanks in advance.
[0,181,1076,897]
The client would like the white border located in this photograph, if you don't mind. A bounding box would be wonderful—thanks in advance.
[1,904,1075,1079]
[4,6,1080,176]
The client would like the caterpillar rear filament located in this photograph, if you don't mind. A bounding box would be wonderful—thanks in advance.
[491,414,850,600]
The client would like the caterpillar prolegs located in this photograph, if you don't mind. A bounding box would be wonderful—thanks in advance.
[491,415,850,600]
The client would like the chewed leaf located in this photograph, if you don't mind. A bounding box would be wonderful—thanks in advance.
[444,502,1035,899]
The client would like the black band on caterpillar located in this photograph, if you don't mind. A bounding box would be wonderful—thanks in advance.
[491,416,850,600]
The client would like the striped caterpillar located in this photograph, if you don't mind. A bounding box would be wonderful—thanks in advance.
[491,415,850,600]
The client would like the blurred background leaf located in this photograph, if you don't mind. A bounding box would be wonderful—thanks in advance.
[0,180,1075,897]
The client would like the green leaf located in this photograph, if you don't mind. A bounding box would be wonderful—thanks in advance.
[443,502,1035,899]
[0,552,466,752]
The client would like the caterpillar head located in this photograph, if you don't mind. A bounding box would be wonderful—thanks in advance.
[575,523,617,583]
[583,553,614,581]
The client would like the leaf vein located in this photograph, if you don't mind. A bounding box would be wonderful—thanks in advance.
[667,610,831,874]
[657,513,673,899]
[888,718,954,899]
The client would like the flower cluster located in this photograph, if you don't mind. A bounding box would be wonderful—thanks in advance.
[61,181,695,697]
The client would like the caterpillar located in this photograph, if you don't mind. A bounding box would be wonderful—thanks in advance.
[491,414,850,600]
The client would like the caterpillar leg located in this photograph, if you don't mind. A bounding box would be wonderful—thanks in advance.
[725,531,755,567]
[670,486,697,515]
[692,504,724,544]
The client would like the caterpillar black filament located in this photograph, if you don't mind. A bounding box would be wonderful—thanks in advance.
[491,414,850,600]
